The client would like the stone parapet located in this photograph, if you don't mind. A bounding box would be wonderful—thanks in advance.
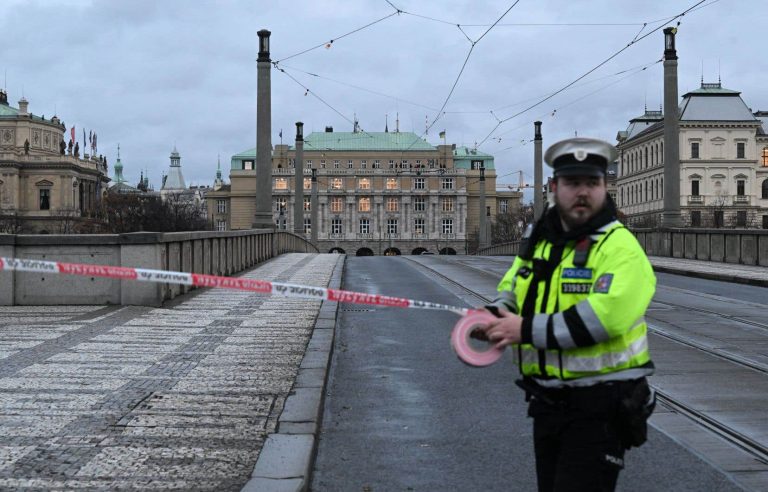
[0,230,317,306]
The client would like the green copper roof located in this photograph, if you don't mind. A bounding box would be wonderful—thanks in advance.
[0,104,18,116]
[304,131,436,151]
[683,82,740,96]
[453,146,495,169]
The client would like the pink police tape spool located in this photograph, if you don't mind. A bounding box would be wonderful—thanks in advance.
[451,310,504,367]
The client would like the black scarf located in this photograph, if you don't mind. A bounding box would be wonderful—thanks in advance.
[520,194,618,260]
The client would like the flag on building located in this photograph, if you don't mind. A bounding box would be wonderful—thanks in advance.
[439,130,446,139]
[93,132,97,153]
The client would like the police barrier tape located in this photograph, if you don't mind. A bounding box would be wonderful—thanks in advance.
[0,256,504,366]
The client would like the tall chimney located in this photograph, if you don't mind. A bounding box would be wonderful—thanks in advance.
[661,27,682,228]
[294,122,305,235]
[533,121,543,219]
[253,29,274,229]
[18,97,28,116]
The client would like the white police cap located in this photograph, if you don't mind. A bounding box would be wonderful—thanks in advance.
[544,137,617,177]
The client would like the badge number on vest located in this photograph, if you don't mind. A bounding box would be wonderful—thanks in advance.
[562,283,591,294]
[562,267,592,279]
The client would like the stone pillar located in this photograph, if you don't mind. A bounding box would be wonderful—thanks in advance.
[294,122,305,235]
[534,121,544,219]
[311,168,318,244]
[662,27,682,228]
[253,29,275,229]
[479,166,488,249]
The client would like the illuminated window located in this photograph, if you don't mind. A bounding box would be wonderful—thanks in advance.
[762,147,768,166]
[304,178,311,190]
[386,178,398,190]
[331,197,343,212]
[414,218,425,234]
[331,178,343,190]
[358,197,371,212]
[275,197,287,212]
[441,197,454,212]
[386,197,399,212]
[358,178,371,190]
[304,196,311,211]
[275,178,287,190]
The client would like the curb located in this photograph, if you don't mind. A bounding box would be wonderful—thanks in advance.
[651,265,768,288]
[242,255,344,492]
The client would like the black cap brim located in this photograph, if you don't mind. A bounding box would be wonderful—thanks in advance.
[553,162,605,177]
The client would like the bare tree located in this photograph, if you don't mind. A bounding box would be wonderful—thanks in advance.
[491,203,534,244]
[0,213,23,234]
[100,192,210,233]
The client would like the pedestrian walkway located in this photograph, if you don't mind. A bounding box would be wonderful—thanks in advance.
[0,253,341,491]
[649,256,768,286]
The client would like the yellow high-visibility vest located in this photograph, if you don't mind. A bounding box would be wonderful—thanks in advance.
[494,220,656,386]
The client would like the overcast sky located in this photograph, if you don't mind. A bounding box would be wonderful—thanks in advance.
[2,0,765,192]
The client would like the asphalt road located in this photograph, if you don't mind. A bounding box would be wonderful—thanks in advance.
[312,257,744,491]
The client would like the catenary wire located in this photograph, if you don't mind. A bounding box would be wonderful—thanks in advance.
[475,0,708,148]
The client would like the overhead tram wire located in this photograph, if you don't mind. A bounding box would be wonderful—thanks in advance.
[400,0,523,153]
[489,58,662,148]
[274,10,401,64]
[443,58,663,117]
[277,64,439,112]
[475,0,709,148]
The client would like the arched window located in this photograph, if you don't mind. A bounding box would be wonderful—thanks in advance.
[763,179,768,199]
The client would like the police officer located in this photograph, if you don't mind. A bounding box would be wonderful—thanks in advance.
[476,137,657,492]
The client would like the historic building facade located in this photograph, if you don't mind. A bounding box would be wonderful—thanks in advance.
[0,91,109,233]
[616,82,768,229]
[206,128,520,254]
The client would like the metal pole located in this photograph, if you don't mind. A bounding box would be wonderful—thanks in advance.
[253,29,274,229]
[479,166,487,249]
[661,27,682,228]
[533,121,543,219]
[293,122,305,235]
[311,168,318,244]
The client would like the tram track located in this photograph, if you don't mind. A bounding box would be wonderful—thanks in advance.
[406,256,768,466]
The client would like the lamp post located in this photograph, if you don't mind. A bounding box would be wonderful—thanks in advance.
[293,122,304,235]
[478,166,488,250]
[311,167,318,243]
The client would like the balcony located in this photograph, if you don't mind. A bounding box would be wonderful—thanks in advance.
[329,233,344,239]
[356,233,373,239]
[733,195,750,204]
[687,195,703,204]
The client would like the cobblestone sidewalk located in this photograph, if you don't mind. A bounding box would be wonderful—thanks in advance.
[0,253,340,491]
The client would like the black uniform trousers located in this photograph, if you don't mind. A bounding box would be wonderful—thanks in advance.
[527,381,629,492]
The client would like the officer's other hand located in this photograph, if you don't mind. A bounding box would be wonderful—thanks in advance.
[483,311,523,349]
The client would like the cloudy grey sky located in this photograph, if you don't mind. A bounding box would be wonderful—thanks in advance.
[1,0,764,192]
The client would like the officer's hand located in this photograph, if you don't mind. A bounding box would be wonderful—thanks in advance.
[484,311,523,349]
[469,306,506,341]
